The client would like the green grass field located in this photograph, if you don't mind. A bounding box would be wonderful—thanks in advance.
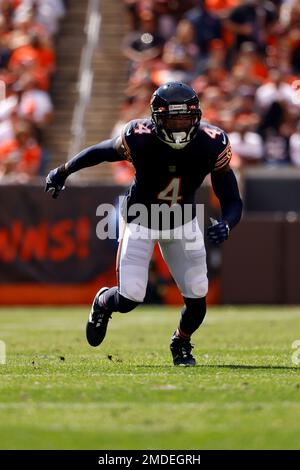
[0,305,300,450]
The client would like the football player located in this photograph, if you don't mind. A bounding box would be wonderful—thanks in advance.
[45,82,243,366]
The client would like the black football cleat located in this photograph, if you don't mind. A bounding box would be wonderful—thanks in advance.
[86,287,112,347]
[170,332,196,366]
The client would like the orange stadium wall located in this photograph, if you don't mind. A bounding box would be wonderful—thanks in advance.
[0,184,122,305]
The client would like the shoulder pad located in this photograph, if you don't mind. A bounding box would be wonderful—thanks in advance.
[200,122,232,171]
[121,119,154,161]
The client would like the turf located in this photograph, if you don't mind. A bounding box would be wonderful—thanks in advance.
[0,305,300,450]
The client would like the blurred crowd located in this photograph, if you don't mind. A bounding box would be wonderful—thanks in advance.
[112,0,300,184]
[0,0,65,182]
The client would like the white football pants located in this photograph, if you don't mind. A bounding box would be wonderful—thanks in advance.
[117,218,208,302]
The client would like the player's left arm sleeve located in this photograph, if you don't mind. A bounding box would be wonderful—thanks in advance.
[211,166,243,230]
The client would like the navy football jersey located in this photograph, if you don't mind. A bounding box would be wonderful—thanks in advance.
[120,118,232,223]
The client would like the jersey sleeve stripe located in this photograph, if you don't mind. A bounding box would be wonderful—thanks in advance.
[215,154,230,167]
[215,143,230,162]
[213,145,232,171]
[121,126,132,161]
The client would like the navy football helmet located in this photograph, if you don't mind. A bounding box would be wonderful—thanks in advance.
[150,82,202,149]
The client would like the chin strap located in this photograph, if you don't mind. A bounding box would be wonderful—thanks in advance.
[173,132,187,145]
[160,124,197,147]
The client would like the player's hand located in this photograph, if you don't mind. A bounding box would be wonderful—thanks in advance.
[207,219,230,245]
[45,166,67,199]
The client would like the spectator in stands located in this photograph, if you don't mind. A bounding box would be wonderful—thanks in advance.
[186,0,222,60]
[233,86,260,128]
[200,85,223,122]
[262,126,291,165]
[122,13,164,73]
[208,38,227,68]
[0,83,18,142]
[0,14,11,68]
[8,8,47,50]
[257,68,293,107]
[232,41,268,84]
[153,0,197,40]
[162,19,199,83]
[0,1,15,31]
[226,0,278,65]
[204,0,240,17]
[16,72,53,137]
[289,120,300,167]
[14,0,65,35]
[0,120,41,180]
[0,0,64,181]
[124,0,141,31]
[192,58,227,95]
[8,32,55,80]
[282,0,300,74]
[229,117,264,165]
[255,69,296,166]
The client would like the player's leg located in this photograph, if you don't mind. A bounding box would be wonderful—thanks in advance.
[86,223,155,346]
[159,218,208,366]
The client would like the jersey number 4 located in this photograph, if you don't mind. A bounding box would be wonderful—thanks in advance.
[133,123,151,134]
[204,127,222,139]
[158,178,182,205]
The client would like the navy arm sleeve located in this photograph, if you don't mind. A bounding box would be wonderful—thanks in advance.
[64,137,125,175]
[211,167,243,229]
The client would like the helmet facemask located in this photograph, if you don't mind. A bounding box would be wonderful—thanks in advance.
[152,103,201,149]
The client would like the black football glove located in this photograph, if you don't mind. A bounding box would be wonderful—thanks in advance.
[207,219,230,245]
[45,165,68,199]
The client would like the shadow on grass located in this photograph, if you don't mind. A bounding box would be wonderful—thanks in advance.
[198,364,300,371]
[136,364,299,371]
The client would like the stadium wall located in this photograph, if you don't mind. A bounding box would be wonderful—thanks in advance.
[1,180,299,305]
[0,184,121,305]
